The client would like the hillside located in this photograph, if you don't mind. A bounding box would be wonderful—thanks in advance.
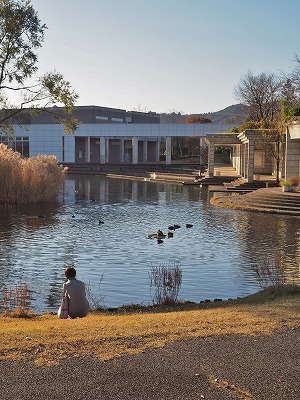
[203,104,248,124]
[160,104,248,124]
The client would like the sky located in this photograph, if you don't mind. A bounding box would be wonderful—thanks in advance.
[30,0,300,115]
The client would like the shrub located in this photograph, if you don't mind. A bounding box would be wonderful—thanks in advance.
[251,254,296,289]
[84,274,105,310]
[1,283,32,312]
[149,262,182,305]
[287,176,299,186]
[279,176,299,187]
[0,144,67,204]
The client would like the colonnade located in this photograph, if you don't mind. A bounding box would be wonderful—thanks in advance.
[82,136,160,164]
[205,132,256,182]
[81,136,207,165]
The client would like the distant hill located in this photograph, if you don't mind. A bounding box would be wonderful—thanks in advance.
[202,104,248,124]
[160,104,248,125]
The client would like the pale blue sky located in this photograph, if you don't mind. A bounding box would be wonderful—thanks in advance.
[30,0,300,114]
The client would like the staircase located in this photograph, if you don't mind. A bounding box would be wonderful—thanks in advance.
[63,163,205,176]
[223,177,275,191]
[197,176,237,186]
[230,188,300,215]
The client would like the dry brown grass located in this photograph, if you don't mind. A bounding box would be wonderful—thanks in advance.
[1,289,299,367]
[0,144,67,204]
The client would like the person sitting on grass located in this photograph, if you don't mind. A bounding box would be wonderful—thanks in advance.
[63,267,89,318]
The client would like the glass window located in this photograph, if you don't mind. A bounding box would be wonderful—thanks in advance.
[23,142,29,158]
[15,142,22,154]
[0,136,29,157]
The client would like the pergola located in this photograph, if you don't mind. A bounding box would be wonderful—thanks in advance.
[205,130,275,183]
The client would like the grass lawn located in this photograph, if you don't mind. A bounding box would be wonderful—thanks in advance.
[1,285,299,367]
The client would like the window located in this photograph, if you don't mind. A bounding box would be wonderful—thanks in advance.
[96,116,108,121]
[0,136,30,158]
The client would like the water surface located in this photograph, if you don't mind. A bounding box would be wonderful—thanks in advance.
[0,175,299,312]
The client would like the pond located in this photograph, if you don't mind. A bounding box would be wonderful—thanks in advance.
[0,175,299,313]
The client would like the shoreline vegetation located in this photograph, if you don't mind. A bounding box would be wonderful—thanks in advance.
[0,144,67,204]
[1,285,299,367]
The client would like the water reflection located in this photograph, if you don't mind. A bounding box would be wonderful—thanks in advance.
[231,211,300,283]
[0,175,299,313]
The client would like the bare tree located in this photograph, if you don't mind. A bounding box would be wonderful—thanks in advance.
[234,70,282,122]
[289,54,300,93]
[280,78,299,109]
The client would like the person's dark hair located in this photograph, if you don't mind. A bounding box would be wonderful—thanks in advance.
[64,267,76,279]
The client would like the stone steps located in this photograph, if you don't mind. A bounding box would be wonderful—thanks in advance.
[224,178,274,191]
[63,163,205,177]
[198,176,236,186]
[233,188,300,214]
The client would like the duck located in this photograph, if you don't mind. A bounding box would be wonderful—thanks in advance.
[168,225,175,230]
[167,231,174,238]
[99,219,104,225]
[186,224,193,228]
[174,224,181,229]
[157,239,164,244]
[147,230,166,239]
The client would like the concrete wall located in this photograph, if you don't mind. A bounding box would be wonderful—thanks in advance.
[286,126,300,179]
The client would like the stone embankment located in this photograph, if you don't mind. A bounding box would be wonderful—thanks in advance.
[211,187,300,216]
[63,162,205,184]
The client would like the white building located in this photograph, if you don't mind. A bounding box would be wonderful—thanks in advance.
[0,105,235,165]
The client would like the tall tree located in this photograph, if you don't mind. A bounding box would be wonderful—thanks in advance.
[234,70,282,122]
[0,0,79,135]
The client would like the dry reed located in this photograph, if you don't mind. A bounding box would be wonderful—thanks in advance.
[149,262,182,305]
[0,143,67,204]
[1,283,31,312]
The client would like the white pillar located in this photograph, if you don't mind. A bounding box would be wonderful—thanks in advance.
[156,139,160,161]
[120,138,125,162]
[143,140,148,162]
[199,137,206,166]
[285,126,300,179]
[105,138,110,163]
[100,137,106,164]
[236,145,241,175]
[244,143,248,180]
[208,142,214,177]
[241,145,245,178]
[166,136,172,165]
[85,137,90,163]
[132,137,138,164]
[247,139,254,182]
